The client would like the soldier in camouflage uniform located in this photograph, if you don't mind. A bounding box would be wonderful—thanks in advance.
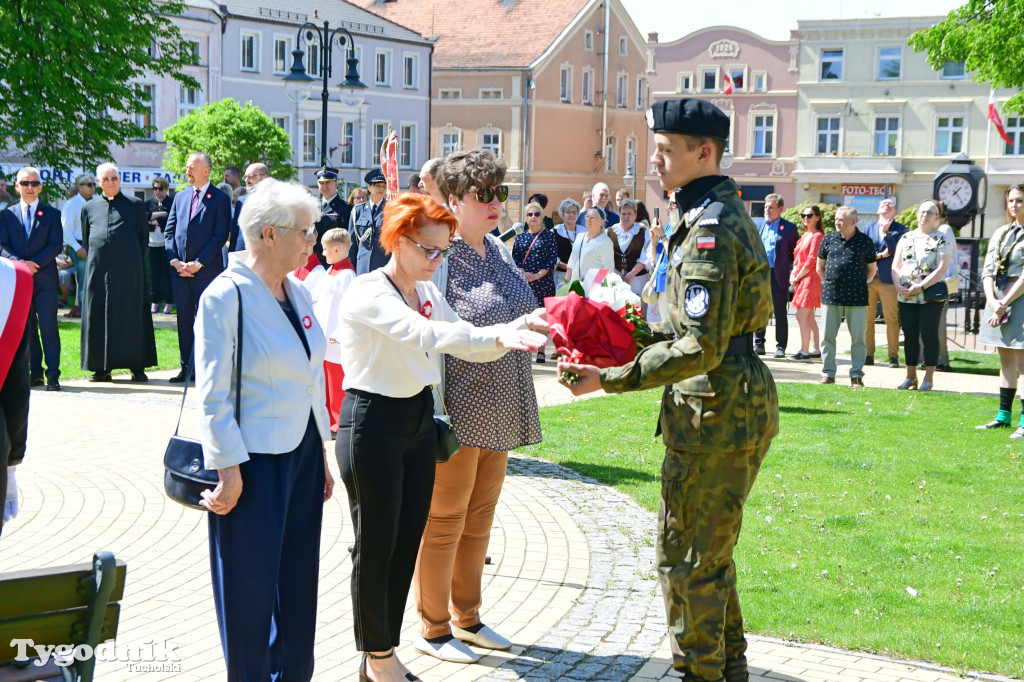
[560,98,779,682]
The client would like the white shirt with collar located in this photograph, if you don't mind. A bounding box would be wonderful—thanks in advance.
[19,200,38,234]
[191,182,211,205]
[61,193,87,250]
[610,222,650,254]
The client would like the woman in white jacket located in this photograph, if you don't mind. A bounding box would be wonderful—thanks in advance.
[335,193,546,682]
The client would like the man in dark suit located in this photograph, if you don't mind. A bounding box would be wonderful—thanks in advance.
[0,167,64,390]
[314,166,351,267]
[754,193,798,357]
[348,169,389,275]
[164,152,231,382]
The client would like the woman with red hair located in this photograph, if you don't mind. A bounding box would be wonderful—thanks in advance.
[334,193,546,682]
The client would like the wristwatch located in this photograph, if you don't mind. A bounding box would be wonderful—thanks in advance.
[194,261,203,271]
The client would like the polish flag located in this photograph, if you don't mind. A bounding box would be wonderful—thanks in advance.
[722,73,734,95]
[988,90,1012,146]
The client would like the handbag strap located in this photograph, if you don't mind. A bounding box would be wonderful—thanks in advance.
[521,230,543,265]
[173,282,244,435]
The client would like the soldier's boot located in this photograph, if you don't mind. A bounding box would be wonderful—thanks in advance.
[723,656,750,682]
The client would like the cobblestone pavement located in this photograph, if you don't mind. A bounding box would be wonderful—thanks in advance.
[2,336,1017,681]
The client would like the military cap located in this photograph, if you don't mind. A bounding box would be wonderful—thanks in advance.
[364,168,386,185]
[316,165,339,181]
[646,98,729,141]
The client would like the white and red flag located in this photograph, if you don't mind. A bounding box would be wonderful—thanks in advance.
[380,127,400,201]
[988,90,1012,146]
[0,258,33,387]
[722,73,734,95]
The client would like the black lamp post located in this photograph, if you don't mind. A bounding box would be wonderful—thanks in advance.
[282,22,367,169]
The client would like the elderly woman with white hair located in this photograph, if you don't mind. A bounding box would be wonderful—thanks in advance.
[194,178,335,681]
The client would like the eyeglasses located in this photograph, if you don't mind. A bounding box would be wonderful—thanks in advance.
[80,182,96,188]
[917,209,937,216]
[526,212,541,217]
[278,224,317,239]
[801,213,815,219]
[18,180,41,188]
[151,185,164,190]
[472,185,509,203]
[405,236,454,261]
[244,173,267,182]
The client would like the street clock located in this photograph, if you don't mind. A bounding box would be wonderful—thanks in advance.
[933,153,987,227]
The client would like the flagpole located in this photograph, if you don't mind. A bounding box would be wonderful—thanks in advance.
[985,87,993,174]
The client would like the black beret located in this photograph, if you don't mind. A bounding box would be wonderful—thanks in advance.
[364,168,386,185]
[316,165,339,180]
[646,98,730,141]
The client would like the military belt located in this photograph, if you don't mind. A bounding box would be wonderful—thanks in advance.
[723,334,754,356]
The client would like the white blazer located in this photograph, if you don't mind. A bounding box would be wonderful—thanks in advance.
[195,258,331,469]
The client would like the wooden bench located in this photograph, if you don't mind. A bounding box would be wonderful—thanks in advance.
[0,552,127,682]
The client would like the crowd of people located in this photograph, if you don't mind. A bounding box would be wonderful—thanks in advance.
[4,93,1024,682]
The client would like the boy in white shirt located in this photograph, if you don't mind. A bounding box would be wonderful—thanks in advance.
[317,228,355,435]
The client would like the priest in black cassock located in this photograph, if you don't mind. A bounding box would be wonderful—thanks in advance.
[80,163,157,382]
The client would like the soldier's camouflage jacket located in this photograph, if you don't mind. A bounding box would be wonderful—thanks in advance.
[600,175,780,453]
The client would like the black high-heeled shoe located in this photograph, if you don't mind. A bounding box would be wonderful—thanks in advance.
[359,650,421,682]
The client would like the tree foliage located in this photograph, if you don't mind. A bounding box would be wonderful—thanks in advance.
[162,99,295,185]
[908,0,1024,112]
[781,202,837,235]
[0,0,199,175]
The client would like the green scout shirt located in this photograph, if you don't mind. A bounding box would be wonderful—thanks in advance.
[599,176,779,453]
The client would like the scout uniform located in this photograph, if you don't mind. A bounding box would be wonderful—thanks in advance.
[314,165,351,267]
[599,99,780,682]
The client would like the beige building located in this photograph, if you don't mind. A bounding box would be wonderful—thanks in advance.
[794,16,1022,237]
[352,0,649,224]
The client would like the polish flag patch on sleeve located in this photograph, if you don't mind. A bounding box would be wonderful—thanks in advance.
[696,235,716,250]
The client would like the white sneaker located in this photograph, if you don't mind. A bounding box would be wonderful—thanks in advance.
[412,635,479,663]
[1011,426,1024,440]
[451,624,512,651]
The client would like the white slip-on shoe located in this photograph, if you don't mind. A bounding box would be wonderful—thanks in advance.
[451,624,512,651]
[412,635,480,663]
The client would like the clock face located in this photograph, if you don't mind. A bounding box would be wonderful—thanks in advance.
[937,175,973,211]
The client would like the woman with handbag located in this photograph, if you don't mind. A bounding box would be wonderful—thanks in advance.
[412,149,546,666]
[193,178,335,681]
[891,200,954,391]
[335,192,546,682]
[512,200,559,362]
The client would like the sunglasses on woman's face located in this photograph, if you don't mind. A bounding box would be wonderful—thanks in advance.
[472,185,509,203]
[406,236,455,261]
[526,212,541,217]
[801,213,815,219]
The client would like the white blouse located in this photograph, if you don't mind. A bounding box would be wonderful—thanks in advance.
[567,232,615,280]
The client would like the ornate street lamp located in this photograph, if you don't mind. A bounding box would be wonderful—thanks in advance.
[282,22,367,168]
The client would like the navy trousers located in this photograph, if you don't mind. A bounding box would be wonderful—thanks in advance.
[208,415,325,682]
[171,267,218,368]
[27,283,60,382]
[754,269,789,351]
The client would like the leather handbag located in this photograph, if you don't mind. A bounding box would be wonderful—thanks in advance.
[923,281,948,303]
[432,385,460,463]
[163,283,243,510]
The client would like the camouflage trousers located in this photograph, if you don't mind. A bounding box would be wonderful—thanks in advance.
[657,440,770,682]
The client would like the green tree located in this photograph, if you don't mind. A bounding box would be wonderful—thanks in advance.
[908,0,1024,112]
[162,99,295,185]
[0,0,199,178]
[782,202,837,235]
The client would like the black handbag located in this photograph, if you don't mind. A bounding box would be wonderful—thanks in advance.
[923,281,948,303]
[433,386,460,463]
[163,283,243,510]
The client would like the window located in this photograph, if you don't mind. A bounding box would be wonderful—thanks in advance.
[560,66,571,102]
[306,39,320,77]
[873,116,899,156]
[625,137,636,174]
[582,69,593,105]
[399,124,415,168]
[728,67,745,91]
[479,88,502,99]
[820,49,843,80]
[147,40,158,59]
[619,36,627,56]
[752,72,766,92]
[877,47,901,80]
[605,137,616,173]
[439,88,462,100]
[816,117,840,155]
[273,37,291,74]
[752,115,773,156]
[616,73,627,108]
[241,32,258,72]
[584,30,593,51]
[942,60,966,79]
[272,115,290,133]
[375,50,391,86]
[340,121,355,165]
[441,131,460,157]
[188,41,200,65]
[1004,117,1024,155]
[302,119,318,164]
[481,131,500,156]
[701,68,717,92]
[178,86,199,120]
[135,84,155,139]
[677,72,693,93]
[403,53,418,88]
[372,122,388,160]
[935,116,964,155]
[636,77,645,109]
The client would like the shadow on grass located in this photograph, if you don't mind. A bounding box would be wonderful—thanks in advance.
[779,405,845,416]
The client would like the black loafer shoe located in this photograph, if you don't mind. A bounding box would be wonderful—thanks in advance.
[818,375,835,384]
[976,420,1012,430]
[168,371,188,384]
[864,356,874,366]
[130,371,148,383]
[851,377,865,387]
[46,380,61,391]
[30,376,45,387]
[888,357,900,368]
[936,363,952,372]
[809,350,821,359]
[754,343,766,356]
[88,372,112,382]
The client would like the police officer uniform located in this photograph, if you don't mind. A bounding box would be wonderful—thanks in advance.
[598,99,779,682]
[314,166,352,267]
[348,168,389,275]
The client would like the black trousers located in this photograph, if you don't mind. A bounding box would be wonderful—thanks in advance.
[899,301,944,367]
[336,387,436,651]
[1,330,30,538]
[171,267,218,368]
[148,245,174,307]
[754,269,789,350]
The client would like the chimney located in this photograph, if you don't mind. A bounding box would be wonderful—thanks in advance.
[648,32,658,44]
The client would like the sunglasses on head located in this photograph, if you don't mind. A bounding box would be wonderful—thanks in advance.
[472,185,509,203]
[18,180,41,188]
[406,236,454,261]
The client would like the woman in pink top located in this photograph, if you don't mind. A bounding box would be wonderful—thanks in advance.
[789,205,825,362]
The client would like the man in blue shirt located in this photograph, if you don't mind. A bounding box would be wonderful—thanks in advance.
[754,194,798,357]
[861,199,907,367]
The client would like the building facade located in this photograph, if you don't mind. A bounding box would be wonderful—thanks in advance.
[794,16,1021,236]
[646,26,800,217]
[352,0,649,225]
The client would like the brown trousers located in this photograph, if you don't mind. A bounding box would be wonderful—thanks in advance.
[413,446,508,638]
[866,278,900,357]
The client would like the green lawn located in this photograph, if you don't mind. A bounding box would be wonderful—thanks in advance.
[55,321,180,381]
[520,384,1024,678]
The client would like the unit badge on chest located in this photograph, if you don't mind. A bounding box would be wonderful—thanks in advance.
[684,283,710,319]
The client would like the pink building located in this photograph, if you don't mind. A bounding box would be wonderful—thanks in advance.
[646,26,800,217]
